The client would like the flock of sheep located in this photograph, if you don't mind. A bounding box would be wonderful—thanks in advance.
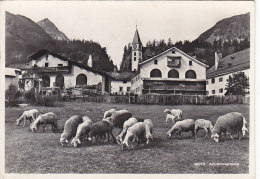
[16,107,249,149]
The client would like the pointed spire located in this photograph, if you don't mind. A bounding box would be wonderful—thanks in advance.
[132,28,142,46]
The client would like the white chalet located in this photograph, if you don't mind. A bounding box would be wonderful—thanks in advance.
[23,49,109,94]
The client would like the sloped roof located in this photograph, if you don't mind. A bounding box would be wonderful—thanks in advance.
[132,29,142,45]
[206,48,250,79]
[106,72,135,81]
[139,46,208,68]
[27,49,107,76]
[5,67,21,77]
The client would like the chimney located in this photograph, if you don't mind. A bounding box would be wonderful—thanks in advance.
[215,51,222,70]
[87,54,93,67]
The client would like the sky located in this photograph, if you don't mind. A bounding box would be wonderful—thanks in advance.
[1,1,253,67]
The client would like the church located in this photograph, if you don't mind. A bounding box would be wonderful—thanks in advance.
[129,28,208,95]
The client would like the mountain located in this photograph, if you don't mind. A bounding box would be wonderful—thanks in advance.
[5,11,55,66]
[5,11,114,71]
[37,18,69,41]
[196,13,250,44]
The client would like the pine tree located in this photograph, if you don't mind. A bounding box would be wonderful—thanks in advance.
[225,72,249,96]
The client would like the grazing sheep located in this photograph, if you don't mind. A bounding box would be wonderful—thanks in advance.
[211,112,244,143]
[194,119,214,139]
[110,110,133,128]
[30,112,58,132]
[116,117,144,144]
[165,113,183,124]
[16,109,39,127]
[121,122,146,149]
[167,119,195,139]
[71,116,93,147]
[143,119,153,144]
[103,109,116,119]
[88,118,116,143]
[60,115,83,146]
[164,108,183,121]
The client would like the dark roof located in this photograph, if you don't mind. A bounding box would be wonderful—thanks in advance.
[132,29,142,45]
[27,49,107,76]
[206,48,250,79]
[106,72,136,81]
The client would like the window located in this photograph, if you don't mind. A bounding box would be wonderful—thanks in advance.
[206,91,209,95]
[150,69,162,78]
[189,61,192,66]
[134,52,136,56]
[206,81,209,85]
[45,63,49,67]
[185,70,196,79]
[172,50,175,54]
[127,87,130,92]
[219,88,223,93]
[212,90,215,94]
[134,57,136,61]
[211,78,215,84]
[123,80,127,84]
[219,77,223,82]
[134,69,136,71]
[76,74,87,86]
[119,87,123,92]
[168,69,179,78]
[42,76,50,87]
[58,64,63,67]
[154,60,158,65]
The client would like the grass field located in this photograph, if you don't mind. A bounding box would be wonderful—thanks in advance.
[5,102,250,174]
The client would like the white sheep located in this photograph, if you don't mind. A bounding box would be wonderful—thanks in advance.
[103,109,116,119]
[143,119,153,144]
[16,109,39,127]
[167,119,195,139]
[194,119,214,139]
[30,112,58,132]
[71,116,93,147]
[211,112,244,143]
[165,114,179,123]
[121,122,146,149]
[60,115,83,146]
[116,117,139,144]
[164,108,183,121]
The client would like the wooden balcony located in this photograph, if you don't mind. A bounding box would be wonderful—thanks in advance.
[34,66,72,74]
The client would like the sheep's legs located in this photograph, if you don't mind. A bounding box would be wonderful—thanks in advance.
[204,127,209,139]
[109,131,116,143]
[23,117,27,127]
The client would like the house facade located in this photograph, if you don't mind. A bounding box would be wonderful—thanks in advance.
[22,49,109,95]
[206,48,250,96]
[5,68,21,90]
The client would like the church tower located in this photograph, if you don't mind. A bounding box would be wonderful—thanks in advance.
[131,28,142,71]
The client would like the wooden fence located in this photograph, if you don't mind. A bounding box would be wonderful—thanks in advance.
[75,94,250,105]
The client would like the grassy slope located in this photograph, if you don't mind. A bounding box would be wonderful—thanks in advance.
[5,102,249,173]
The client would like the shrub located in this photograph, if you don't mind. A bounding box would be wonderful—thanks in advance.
[5,84,21,107]
[24,88,36,104]
[36,96,64,107]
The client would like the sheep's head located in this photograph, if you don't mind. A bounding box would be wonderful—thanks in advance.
[116,135,123,144]
[242,127,248,137]
[146,133,153,144]
[16,119,22,126]
[211,133,219,143]
[60,137,69,146]
[120,142,128,150]
[164,109,170,114]
[71,138,81,147]
[30,124,37,132]
[167,130,172,138]
[103,117,114,126]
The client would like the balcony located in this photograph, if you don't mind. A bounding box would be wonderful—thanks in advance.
[33,66,72,74]
[167,56,181,68]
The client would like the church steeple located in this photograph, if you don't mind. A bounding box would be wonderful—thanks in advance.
[131,27,142,71]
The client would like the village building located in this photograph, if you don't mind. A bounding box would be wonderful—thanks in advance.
[105,71,134,95]
[22,49,110,95]
[5,67,21,90]
[130,29,208,95]
[206,48,250,96]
